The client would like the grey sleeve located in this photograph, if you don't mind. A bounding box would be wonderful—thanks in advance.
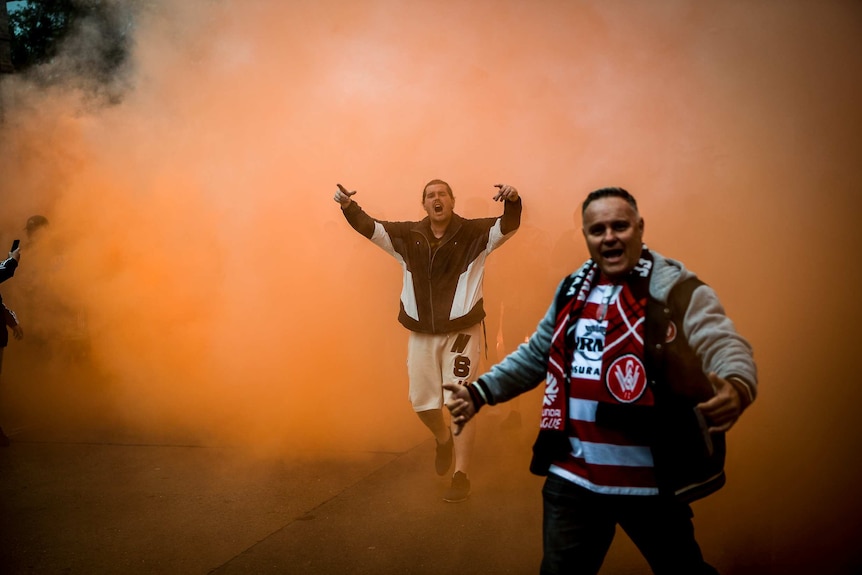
[475,281,560,404]
[684,285,758,405]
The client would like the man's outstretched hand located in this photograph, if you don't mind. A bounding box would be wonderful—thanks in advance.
[334,183,356,208]
[493,183,519,202]
[443,382,476,436]
[696,373,743,433]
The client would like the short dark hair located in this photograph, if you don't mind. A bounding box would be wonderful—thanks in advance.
[422,179,454,202]
[582,187,638,215]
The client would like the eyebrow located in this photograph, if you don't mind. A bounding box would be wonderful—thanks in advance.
[587,219,630,230]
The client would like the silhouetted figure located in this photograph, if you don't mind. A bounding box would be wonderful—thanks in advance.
[446,187,757,574]
[24,215,49,243]
[334,179,522,502]
[0,243,23,446]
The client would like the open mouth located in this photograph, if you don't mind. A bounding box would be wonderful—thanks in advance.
[434,203,443,213]
[602,248,624,260]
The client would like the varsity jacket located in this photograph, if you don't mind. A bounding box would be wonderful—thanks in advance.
[342,198,521,334]
[474,250,757,502]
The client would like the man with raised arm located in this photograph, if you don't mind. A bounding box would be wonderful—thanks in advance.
[334,179,521,502]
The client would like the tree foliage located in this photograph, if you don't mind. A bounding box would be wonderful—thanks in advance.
[8,0,130,81]
[9,0,70,70]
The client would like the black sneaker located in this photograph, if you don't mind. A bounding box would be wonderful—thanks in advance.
[443,471,471,503]
[0,427,9,447]
[435,433,453,476]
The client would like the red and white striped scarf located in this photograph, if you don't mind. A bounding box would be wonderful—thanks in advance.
[540,260,598,431]
[541,250,654,431]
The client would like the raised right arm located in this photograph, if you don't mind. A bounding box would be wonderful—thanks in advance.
[334,183,376,238]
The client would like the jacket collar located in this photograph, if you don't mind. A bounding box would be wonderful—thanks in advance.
[414,212,465,243]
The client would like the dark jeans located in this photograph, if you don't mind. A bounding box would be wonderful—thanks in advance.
[540,473,719,575]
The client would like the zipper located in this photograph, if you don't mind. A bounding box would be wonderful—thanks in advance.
[414,218,462,333]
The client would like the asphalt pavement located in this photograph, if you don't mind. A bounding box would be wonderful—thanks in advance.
[0,409,662,575]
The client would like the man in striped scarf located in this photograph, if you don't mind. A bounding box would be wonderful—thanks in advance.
[446,187,756,575]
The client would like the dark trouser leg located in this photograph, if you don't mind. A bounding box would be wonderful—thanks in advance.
[541,474,615,575]
[618,495,718,575]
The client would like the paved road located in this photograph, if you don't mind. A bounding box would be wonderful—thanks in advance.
[0,411,679,574]
[0,411,543,574]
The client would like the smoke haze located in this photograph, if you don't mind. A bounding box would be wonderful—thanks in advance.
[1,1,861,572]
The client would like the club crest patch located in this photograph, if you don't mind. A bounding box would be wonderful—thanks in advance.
[606,354,647,403]
[665,320,677,343]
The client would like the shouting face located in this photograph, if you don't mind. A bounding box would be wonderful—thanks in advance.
[422,182,455,227]
[582,196,644,280]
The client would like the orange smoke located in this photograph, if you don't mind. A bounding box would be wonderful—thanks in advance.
[0,1,861,572]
